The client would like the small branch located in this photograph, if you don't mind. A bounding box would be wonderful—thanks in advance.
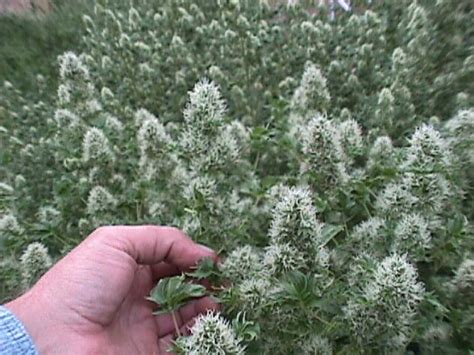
[171,311,182,337]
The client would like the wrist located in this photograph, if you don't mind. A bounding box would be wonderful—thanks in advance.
[5,289,57,353]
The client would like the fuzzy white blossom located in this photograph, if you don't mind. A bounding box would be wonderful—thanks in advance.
[375,181,418,218]
[0,213,23,235]
[338,119,364,157]
[263,242,306,276]
[82,127,114,162]
[200,127,240,169]
[104,114,123,133]
[368,136,394,168]
[351,217,386,257]
[58,52,89,81]
[375,88,395,127]
[180,213,202,236]
[57,84,72,105]
[269,186,324,257]
[345,254,424,347]
[20,242,52,288]
[391,47,408,74]
[0,182,14,196]
[444,109,474,165]
[402,172,450,214]
[297,334,333,355]
[452,259,474,294]
[222,245,262,281]
[137,110,171,156]
[314,246,331,269]
[86,186,117,215]
[175,311,245,355]
[403,124,451,171]
[184,79,226,129]
[182,176,217,206]
[238,277,272,311]
[54,109,80,129]
[134,108,155,127]
[85,99,102,114]
[291,61,330,115]
[301,115,348,185]
[392,213,431,257]
[37,206,61,225]
[180,80,242,172]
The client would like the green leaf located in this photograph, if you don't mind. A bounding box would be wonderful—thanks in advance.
[319,224,343,247]
[147,275,207,314]
[232,312,260,342]
[186,257,221,283]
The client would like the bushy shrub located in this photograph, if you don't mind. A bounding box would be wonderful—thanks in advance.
[1,0,473,352]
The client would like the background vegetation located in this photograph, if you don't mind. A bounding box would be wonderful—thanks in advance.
[1,0,473,353]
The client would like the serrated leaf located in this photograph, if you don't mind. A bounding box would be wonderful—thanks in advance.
[186,257,221,282]
[148,275,207,314]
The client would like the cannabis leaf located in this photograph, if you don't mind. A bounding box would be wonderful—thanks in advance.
[147,275,206,315]
[232,312,260,342]
[186,257,221,284]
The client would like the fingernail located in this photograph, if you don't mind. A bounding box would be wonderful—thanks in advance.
[198,243,215,254]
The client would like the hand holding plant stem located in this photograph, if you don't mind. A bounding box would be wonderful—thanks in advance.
[6,226,219,354]
[147,257,223,337]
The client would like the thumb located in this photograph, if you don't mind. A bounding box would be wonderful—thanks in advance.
[88,225,217,271]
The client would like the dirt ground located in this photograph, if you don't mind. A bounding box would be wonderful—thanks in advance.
[0,0,50,14]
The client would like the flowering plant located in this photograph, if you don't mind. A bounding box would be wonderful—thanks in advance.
[1,0,473,353]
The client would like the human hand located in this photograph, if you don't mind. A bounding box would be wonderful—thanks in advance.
[6,226,219,354]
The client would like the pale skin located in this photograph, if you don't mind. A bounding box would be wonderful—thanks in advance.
[5,225,219,354]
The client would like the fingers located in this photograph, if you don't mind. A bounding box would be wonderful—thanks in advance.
[155,296,219,337]
[158,334,175,354]
[150,262,181,280]
[89,225,217,270]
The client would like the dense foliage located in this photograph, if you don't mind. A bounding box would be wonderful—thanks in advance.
[1,0,473,353]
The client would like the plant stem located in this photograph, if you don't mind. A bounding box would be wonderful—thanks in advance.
[171,311,182,337]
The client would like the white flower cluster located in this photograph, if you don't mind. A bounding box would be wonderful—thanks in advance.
[135,109,172,178]
[453,258,474,294]
[137,109,171,156]
[368,135,394,168]
[345,254,424,348]
[82,127,114,163]
[337,118,364,158]
[58,51,90,81]
[301,115,348,187]
[184,79,226,129]
[291,61,331,117]
[263,242,305,276]
[350,217,386,257]
[54,109,80,130]
[0,213,23,235]
[403,124,451,171]
[20,242,52,288]
[238,277,272,312]
[180,80,244,171]
[175,311,245,355]
[86,186,117,216]
[444,109,474,165]
[392,213,431,258]
[37,206,61,226]
[297,334,333,355]
[221,245,262,281]
[269,185,322,255]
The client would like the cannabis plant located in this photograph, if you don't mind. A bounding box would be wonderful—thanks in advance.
[1,0,473,353]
